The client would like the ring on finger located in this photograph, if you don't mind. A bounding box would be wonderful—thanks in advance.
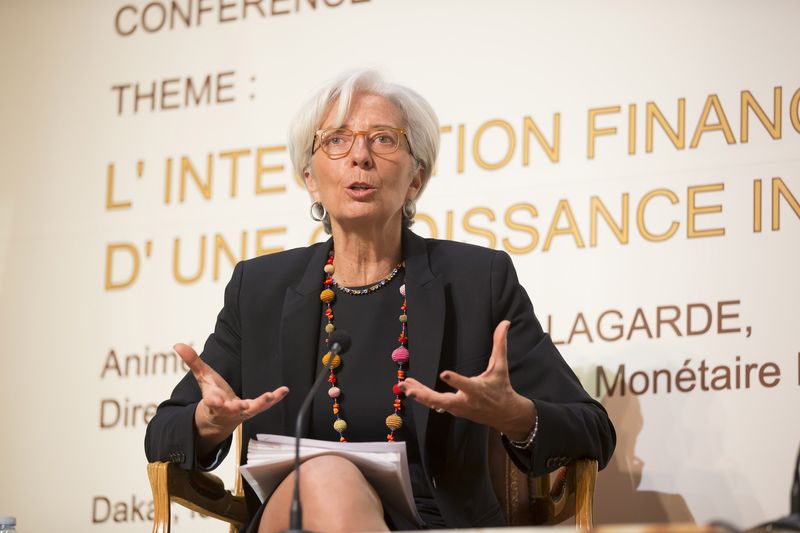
[433,407,445,414]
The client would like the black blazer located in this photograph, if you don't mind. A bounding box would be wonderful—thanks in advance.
[145,229,615,528]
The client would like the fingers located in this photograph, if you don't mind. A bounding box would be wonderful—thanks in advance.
[242,386,290,417]
[439,370,474,393]
[398,378,458,413]
[486,320,511,374]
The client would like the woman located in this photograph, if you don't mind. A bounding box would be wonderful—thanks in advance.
[145,70,615,532]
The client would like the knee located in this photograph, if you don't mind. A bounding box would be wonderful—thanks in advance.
[298,456,386,531]
[299,454,363,481]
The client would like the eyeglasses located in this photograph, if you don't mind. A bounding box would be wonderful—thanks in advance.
[312,127,416,159]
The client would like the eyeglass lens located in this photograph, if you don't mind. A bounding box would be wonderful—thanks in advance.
[318,128,402,155]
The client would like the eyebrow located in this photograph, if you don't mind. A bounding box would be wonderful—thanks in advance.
[325,123,401,130]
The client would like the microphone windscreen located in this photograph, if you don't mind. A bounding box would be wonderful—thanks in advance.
[329,329,352,354]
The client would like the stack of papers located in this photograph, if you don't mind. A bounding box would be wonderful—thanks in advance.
[240,434,421,524]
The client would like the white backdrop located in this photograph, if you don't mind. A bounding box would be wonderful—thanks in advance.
[1,0,799,531]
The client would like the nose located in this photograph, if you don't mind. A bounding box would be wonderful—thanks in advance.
[348,133,374,170]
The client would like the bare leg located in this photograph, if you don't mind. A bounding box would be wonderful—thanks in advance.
[258,455,390,533]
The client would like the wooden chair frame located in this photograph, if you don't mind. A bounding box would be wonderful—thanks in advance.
[147,426,597,532]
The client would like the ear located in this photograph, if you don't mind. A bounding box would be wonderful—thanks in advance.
[303,168,320,199]
[405,163,424,201]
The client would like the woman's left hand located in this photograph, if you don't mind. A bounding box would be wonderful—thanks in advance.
[398,320,537,440]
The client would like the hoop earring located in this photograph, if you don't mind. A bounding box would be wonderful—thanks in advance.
[310,201,327,222]
[402,199,416,219]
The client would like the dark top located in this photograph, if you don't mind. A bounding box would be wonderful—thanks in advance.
[310,269,444,528]
[144,229,616,530]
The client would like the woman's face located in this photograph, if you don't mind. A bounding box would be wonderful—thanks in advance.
[304,92,423,233]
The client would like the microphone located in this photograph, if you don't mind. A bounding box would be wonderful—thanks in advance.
[285,329,351,533]
[328,330,351,361]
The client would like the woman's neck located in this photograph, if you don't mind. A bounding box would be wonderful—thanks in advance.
[329,218,403,287]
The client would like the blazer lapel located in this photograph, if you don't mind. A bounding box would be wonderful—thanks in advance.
[403,229,445,466]
[276,230,446,454]
[278,238,332,436]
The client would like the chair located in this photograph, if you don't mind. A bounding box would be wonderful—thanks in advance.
[147,427,597,532]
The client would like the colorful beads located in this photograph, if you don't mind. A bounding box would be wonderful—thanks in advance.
[391,346,409,364]
[322,352,341,369]
[386,414,403,430]
[320,289,335,302]
[322,248,410,442]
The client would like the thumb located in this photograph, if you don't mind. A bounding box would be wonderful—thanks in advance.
[174,343,204,375]
[487,320,511,373]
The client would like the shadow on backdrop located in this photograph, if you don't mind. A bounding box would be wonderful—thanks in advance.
[594,390,694,524]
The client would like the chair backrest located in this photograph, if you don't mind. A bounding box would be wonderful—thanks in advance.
[487,429,597,528]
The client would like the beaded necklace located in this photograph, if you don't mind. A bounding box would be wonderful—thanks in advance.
[319,250,409,443]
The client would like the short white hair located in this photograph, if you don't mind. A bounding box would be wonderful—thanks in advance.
[288,69,440,206]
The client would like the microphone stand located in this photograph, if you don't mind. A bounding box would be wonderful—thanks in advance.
[282,333,349,533]
[284,362,333,532]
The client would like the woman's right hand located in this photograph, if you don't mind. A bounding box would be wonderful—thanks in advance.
[174,343,289,454]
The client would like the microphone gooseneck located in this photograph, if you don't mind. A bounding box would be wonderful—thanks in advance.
[284,330,351,533]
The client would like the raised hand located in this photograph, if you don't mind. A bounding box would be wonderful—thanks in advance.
[397,320,536,440]
[174,343,289,454]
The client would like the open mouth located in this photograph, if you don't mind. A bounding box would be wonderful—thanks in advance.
[348,182,375,191]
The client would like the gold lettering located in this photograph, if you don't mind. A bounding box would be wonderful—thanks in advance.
[753,178,762,232]
[522,114,560,165]
[463,207,497,248]
[646,99,685,152]
[255,227,287,256]
[503,203,539,254]
[255,146,287,194]
[587,106,620,159]
[213,232,247,281]
[636,189,679,242]
[105,243,140,290]
[690,94,736,148]
[105,164,132,210]
[173,236,206,284]
[590,194,629,246]
[179,154,213,201]
[771,176,800,230]
[741,87,782,142]
[219,149,251,197]
[414,213,437,239]
[687,183,725,238]
[628,104,636,155]
[543,200,585,251]
[473,120,515,170]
